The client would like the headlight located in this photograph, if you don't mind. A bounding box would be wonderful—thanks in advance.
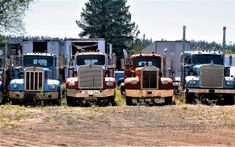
[226,81,234,86]
[130,80,137,85]
[106,81,114,86]
[189,80,197,85]
[13,83,18,89]
[161,80,169,85]
[49,84,56,89]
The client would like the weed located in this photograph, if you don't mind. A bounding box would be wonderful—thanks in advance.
[115,88,125,106]
[174,95,185,105]
[88,115,96,122]
[0,111,30,123]
[2,122,20,129]
[44,116,51,122]
[0,104,26,110]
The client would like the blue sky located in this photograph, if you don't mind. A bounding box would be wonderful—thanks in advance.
[24,0,235,44]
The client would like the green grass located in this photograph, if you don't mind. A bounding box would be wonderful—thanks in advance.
[2,122,20,129]
[115,88,125,106]
[174,94,186,105]
[0,105,31,129]
[0,104,26,110]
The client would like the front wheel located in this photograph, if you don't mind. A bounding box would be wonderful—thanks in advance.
[109,96,116,106]
[165,97,173,105]
[224,94,235,105]
[51,99,61,106]
[125,97,132,106]
[185,91,195,104]
[10,99,21,105]
[66,96,75,106]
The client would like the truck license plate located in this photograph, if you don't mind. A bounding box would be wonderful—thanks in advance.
[82,90,100,95]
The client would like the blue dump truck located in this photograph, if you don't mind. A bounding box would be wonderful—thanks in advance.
[8,53,61,105]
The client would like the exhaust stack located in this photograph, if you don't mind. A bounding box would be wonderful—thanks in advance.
[223,26,226,50]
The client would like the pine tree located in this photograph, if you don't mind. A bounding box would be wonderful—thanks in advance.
[76,0,139,57]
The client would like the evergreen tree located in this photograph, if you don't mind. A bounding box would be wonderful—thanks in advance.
[76,0,139,57]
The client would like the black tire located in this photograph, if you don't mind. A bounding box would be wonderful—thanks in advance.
[50,89,61,106]
[165,97,173,105]
[224,94,235,105]
[66,96,75,106]
[185,92,194,104]
[1,95,9,104]
[125,97,132,106]
[11,99,21,105]
[0,96,3,105]
[51,99,61,106]
[109,96,116,106]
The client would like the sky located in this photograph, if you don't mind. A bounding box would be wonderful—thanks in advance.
[24,0,235,44]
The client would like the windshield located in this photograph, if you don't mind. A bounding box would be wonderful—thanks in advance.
[192,55,223,65]
[184,54,191,64]
[77,55,105,66]
[134,57,161,68]
[23,55,54,67]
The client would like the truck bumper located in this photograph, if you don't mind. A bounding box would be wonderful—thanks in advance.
[125,89,174,98]
[187,88,235,94]
[66,89,115,99]
[9,91,59,100]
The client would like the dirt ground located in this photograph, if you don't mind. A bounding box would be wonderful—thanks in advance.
[0,104,235,146]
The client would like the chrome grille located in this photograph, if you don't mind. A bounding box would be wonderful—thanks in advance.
[200,64,224,88]
[79,65,103,89]
[24,68,44,91]
[141,66,159,89]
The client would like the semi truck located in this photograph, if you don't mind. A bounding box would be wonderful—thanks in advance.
[66,51,116,106]
[8,53,61,105]
[123,53,174,105]
[183,50,235,104]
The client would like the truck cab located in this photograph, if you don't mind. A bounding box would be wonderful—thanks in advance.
[66,51,116,106]
[124,53,174,105]
[184,51,235,104]
[8,53,61,105]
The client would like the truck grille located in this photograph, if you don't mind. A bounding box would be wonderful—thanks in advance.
[141,66,159,89]
[200,64,224,88]
[79,65,103,89]
[24,68,44,91]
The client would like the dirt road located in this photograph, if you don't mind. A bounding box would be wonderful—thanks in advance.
[0,105,235,146]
